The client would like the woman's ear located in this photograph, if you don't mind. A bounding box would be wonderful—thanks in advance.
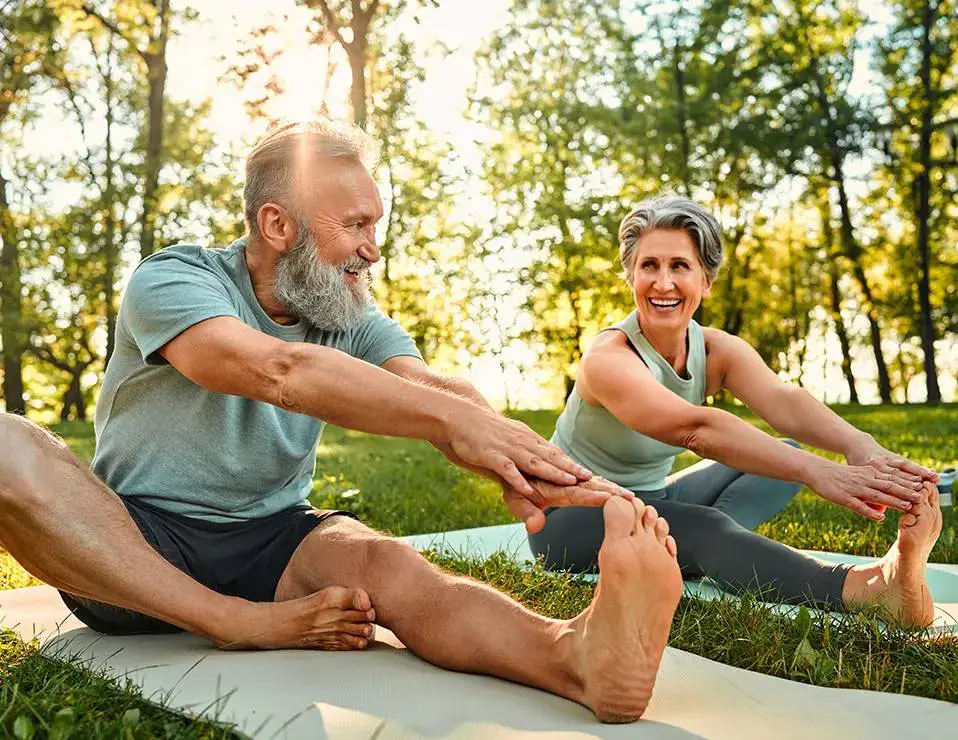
[702,274,713,298]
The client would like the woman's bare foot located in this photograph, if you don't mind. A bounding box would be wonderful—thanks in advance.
[567,497,682,723]
[843,482,941,628]
[212,586,376,650]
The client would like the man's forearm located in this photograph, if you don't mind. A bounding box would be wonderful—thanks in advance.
[277,343,477,441]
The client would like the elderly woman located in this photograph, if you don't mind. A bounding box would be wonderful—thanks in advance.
[529,196,942,625]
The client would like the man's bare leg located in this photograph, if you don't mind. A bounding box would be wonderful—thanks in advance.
[276,496,682,722]
[842,481,941,628]
[0,413,374,650]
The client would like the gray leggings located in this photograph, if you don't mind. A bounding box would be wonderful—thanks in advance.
[528,444,850,608]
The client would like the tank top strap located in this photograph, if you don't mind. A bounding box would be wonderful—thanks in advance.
[608,311,706,401]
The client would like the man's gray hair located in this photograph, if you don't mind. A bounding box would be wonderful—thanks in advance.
[244,119,380,237]
[618,196,724,283]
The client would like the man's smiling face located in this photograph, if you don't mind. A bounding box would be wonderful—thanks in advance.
[274,159,384,331]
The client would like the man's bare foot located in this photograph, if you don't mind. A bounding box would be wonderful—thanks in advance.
[843,482,941,628]
[568,497,682,723]
[212,586,376,650]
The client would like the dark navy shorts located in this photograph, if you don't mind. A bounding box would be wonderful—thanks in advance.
[58,495,354,635]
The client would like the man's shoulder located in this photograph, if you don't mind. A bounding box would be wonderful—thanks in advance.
[137,241,241,274]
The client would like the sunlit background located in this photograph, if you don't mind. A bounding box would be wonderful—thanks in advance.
[5,0,957,420]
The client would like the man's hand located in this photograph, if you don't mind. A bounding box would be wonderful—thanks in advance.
[845,435,939,485]
[499,475,635,533]
[806,459,925,521]
[445,410,592,496]
[433,441,630,533]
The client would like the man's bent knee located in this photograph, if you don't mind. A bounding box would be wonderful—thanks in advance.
[0,414,74,503]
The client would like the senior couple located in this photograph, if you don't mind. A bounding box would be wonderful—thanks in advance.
[0,119,941,723]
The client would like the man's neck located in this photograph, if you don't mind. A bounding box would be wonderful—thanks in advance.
[244,238,298,325]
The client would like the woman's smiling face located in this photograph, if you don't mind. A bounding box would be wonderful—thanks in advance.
[631,228,712,332]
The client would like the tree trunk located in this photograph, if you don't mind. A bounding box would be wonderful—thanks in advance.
[138,0,170,260]
[0,165,25,415]
[915,0,941,404]
[821,204,858,403]
[804,34,893,403]
[833,174,893,402]
[104,41,118,363]
[348,40,368,130]
[60,372,86,422]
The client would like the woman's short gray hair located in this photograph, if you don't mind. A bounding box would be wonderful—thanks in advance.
[244,119,380,237]
[618,196,724,283]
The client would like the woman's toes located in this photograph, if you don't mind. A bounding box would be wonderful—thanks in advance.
[665,535,678,559]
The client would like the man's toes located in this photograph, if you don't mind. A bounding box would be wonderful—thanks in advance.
[654,517,669,543]
[344,634,369,650]
[351,588,371,611]
[342,608,376,623]
[341,621,374,638]
[604,496,636,539]
[642,505,658,532]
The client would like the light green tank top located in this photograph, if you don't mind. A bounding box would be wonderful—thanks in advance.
[552,311,707,493]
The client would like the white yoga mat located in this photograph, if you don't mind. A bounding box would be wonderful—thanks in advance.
[1,524,955,740]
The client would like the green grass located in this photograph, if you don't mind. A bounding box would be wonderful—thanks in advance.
[2,404,957,735]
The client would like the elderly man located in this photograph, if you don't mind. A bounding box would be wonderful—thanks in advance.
[0,120,682,723]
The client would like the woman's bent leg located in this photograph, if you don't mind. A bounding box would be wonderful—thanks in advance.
[666,440,802,530]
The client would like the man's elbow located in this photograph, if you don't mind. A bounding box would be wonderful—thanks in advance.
[261,343,310,411]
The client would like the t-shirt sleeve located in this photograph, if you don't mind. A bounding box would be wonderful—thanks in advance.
[349,306,423,367]
[121,252,241,365]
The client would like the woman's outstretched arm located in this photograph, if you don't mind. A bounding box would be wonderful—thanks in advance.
[580,331,923,521]
[704,328,938,484]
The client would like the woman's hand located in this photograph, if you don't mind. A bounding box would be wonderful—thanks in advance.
[806,459,925,521]
[844,434,939,485]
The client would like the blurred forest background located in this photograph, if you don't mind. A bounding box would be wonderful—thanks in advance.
[0,0,955,422]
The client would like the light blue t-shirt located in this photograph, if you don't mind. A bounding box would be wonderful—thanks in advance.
[552,311,707,494]
[92,239,422,522]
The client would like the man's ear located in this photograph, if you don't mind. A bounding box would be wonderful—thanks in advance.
[256,203,295,254]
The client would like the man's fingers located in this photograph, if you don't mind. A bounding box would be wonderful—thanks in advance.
[496,458,534,496]
[518,451,578,486]
[534,441,592,481]
[502,488,546,533]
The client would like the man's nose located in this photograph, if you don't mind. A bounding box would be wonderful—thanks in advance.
[359,234,380,263]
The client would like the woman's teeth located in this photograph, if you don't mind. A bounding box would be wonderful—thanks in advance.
[649,298,681,309]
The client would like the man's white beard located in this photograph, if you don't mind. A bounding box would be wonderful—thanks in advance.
[274,219,372,331]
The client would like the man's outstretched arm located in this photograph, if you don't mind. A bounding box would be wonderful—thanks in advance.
[160,316,589,496]
[382,356,633,532]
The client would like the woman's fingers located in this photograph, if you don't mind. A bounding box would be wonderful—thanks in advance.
[867,471,923,502]
[860,488,911,512]
[845,494,886,521]
[888,456,938,482]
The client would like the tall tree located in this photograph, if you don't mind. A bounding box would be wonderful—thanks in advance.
[880,0,958,403]
[475,0,633,398]
[82,0,174,260]
[749,0,895,402]
[0,0,59,415]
